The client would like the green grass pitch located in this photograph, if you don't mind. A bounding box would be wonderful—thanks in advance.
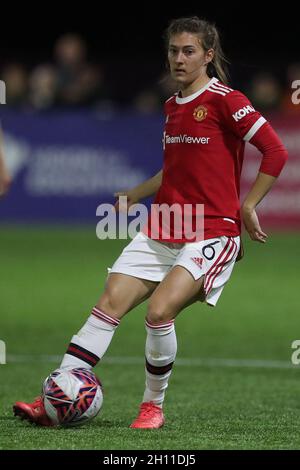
[0,225,299,450]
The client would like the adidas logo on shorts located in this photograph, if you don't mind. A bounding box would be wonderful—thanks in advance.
[191,257,203,268]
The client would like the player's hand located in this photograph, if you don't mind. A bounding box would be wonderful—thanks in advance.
[242,205,268,243]
[114,190,140,213]
[0,168,11,197]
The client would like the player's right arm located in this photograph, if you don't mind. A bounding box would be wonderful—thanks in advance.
[114,169,162,212]
[0,128,11,197]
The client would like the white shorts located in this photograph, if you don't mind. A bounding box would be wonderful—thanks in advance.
[108,232,240,307]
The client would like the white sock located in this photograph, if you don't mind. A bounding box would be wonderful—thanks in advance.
[142,318,177,407]
[60,307,120,370]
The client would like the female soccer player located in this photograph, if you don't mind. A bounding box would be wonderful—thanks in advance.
[14,16,288,429]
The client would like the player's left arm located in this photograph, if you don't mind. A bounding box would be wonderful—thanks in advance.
[241,123,288,243]
[242,172,277,243]
[222,91,288,243]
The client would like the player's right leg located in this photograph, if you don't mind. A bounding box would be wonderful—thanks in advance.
[13,273,158,426]
[59,273,158,371]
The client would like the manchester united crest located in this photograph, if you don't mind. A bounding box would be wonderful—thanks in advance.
[193,105,208,122]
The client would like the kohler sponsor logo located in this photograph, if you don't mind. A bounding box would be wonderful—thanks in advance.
[232,105,255,122]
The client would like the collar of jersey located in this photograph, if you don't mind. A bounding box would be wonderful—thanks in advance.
[175,77,218,104]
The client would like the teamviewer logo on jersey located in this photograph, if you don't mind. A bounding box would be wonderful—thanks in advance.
[165,134,210,145]
[232,105,255,121]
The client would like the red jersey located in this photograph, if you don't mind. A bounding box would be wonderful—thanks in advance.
[143,76,286,243]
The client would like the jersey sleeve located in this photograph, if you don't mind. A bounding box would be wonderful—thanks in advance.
[248,122,288,177]
[222,90,288,176]
[222,90,267,142]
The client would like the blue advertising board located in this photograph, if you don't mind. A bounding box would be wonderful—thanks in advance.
[0,109,164,222]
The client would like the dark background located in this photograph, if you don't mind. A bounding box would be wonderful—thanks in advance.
[1,6,297,58]
[0,6,297,82]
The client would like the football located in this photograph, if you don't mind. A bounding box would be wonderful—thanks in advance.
[42,367,103,426]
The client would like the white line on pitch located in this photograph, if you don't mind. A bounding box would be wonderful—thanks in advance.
[5,354,297,370]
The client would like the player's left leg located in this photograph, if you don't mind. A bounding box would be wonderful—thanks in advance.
[130,266,203,429]
[131,235,240,428]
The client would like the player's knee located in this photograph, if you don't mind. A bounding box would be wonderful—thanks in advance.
[146,301,173,325]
